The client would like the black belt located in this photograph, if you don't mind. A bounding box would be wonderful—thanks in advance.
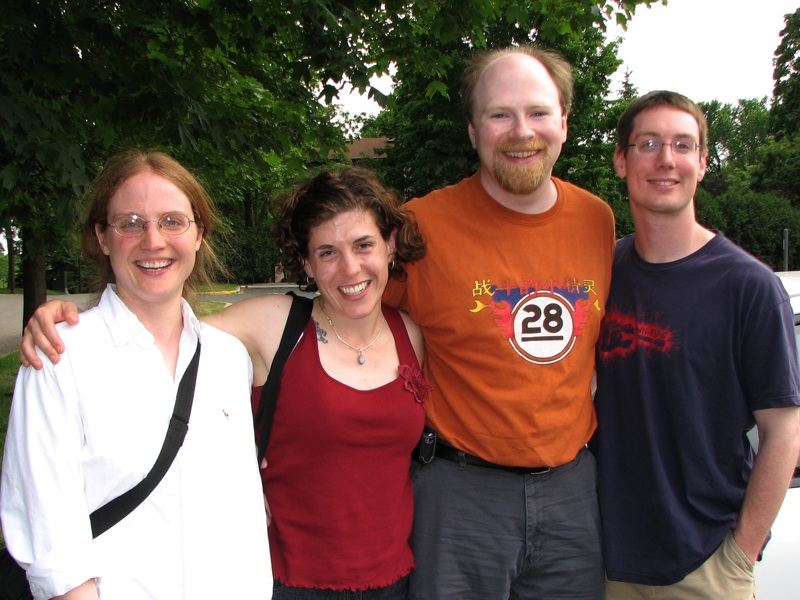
[413,437,551,475]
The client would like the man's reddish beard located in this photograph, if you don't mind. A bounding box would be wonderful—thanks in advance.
[492,141,551,194]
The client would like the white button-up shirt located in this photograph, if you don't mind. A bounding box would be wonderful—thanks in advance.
[1,286,272,599]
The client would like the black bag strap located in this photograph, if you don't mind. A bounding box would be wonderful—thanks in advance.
[255,292,313,463]
[90,340,202,537]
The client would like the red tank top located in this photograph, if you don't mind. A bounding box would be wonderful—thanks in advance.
[251,305,426,590]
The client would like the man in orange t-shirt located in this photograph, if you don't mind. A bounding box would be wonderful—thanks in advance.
[384,45,614,599]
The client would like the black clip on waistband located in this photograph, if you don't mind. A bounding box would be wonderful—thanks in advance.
[412,429,551,475]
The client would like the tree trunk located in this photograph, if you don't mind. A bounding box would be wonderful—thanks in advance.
[21,234,47,334]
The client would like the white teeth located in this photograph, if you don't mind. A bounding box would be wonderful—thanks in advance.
[137,260,172,270]
[652,181,676,186]
[339,281,368,295]
[506,151,536,158]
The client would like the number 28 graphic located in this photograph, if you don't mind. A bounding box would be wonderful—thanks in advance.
[510,292,575,364]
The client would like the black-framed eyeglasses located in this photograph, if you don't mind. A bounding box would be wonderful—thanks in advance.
[106,214,196,237]
[627,139,700,156]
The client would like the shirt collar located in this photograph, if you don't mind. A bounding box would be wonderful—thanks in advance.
[98,284,202,349]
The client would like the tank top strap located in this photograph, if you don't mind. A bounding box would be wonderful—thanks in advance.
[381,304,419,368]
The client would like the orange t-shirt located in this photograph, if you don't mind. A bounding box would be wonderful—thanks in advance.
[385,173,615,467]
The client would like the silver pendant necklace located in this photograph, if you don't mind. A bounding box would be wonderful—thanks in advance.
[319,302,385,365]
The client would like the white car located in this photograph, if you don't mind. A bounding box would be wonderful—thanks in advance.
[753,272,800,599]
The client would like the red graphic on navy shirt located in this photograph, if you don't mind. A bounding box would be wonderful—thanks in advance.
[598,309,679,360]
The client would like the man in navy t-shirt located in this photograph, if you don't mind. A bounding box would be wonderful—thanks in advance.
[592,90,800,599]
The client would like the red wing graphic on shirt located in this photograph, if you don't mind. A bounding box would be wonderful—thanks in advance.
[471,280,598,365]
[471,300,514,337]
[598,308,679,360]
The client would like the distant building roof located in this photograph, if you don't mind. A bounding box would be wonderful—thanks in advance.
[346,137,392,160]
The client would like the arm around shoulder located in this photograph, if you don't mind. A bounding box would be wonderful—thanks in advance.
[201,293,293,385]
[21,300,81,369]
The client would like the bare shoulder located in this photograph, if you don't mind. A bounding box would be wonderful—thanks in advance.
[398,309,424,364]
[205,293,305,386]
[204,294,290,339]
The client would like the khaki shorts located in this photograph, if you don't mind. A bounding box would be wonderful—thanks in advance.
[605,532,757,600]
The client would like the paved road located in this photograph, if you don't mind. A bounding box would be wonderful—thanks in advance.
[0,284,303,356]
[0,293,94,357]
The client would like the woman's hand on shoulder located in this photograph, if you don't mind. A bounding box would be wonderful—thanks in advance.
[20,300,81,369]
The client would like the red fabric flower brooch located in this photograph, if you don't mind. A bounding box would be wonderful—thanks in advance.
[398,364,433,405]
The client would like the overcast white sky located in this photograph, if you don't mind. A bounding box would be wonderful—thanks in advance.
[338,0,798,116]
[610,0,798,104]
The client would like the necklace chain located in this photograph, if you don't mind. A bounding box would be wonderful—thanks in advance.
[319,301,385,365]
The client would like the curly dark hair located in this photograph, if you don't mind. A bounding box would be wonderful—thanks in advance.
[276,167,426,293]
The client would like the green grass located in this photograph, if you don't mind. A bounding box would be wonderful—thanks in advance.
[0,350,19,474]
[0,289,66,295]
[194,300,228,317]
[0,350,19,549]
[197,282,239,294]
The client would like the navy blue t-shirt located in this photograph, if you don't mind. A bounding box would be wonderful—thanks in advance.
[592,233,800,585]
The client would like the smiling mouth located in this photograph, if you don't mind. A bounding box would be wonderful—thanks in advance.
[339,281,369,296]
[136,259,173,271]
[650,180,678,186]
[505,150,539,158]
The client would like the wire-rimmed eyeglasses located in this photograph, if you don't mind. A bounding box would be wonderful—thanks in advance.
[627,139,700,156]
[106,214,196,237]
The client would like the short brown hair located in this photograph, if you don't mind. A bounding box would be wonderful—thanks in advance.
[276,167,425,292]
[461,45,574,123]
[82,149,225,302]
[616,90,709,156]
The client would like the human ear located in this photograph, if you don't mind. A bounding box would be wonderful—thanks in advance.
[613,147,627,179]
[95,223,110,256]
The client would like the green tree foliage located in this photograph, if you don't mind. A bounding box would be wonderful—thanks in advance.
[695,97,800,269]
[1,0,345,322]
[1,0,661,324]
[220,225,281,285]
[360,59,476,201]
[700,98,771,197]
[363,5,639,234]
[698,188,800,270]
[694,187,726,236]
[600,72,638,238]
[741,6,800,246]
[749,134,800,206]
[691,7,800,270]
[771,7,800,138]
[703,98,771,173]
[556,26,625,205]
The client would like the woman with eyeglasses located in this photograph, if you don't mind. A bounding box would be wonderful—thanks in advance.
[1,150,271,599]
[19,166,429,599]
